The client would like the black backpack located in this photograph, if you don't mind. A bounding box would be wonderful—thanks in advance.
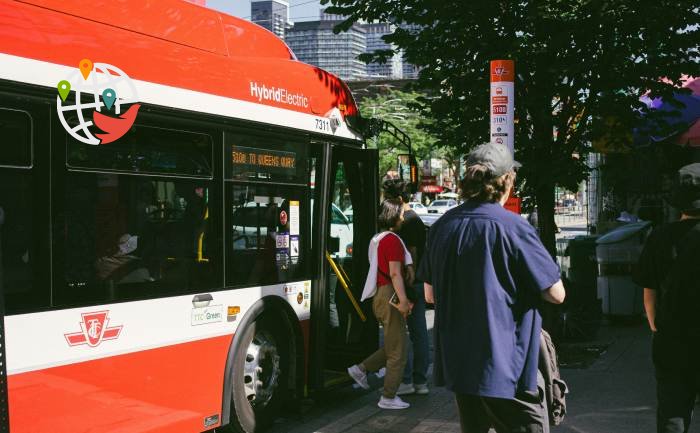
[656,221,700,337]
[539,329,568,426]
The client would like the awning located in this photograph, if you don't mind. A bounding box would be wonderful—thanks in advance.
[421,185,444,193]
[634,78,700,148]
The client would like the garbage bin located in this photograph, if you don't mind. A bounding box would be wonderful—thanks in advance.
[596,221,652,316]
[567,235,599,305]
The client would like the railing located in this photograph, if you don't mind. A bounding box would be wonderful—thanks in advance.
[554,205,587,227]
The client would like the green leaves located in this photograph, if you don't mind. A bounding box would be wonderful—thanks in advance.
[330,0,698,249]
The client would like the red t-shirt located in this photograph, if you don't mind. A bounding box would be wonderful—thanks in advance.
[377,233,405,286]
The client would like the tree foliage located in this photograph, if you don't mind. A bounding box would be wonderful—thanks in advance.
[324,0,699,252]
[358,89,439,177]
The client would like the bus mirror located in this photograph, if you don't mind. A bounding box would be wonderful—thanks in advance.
[328,236,340,254]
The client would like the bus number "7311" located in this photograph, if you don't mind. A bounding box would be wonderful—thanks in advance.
[315,118,331,132]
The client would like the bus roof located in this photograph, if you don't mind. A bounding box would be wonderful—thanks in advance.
[0,0,363,140]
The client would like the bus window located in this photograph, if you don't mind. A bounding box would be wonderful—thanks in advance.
[227,184,308,286]
[55,172,219,306]
[66,124,213,178]
[0,172,33,311]
[0,108,32,168]
[0,101,49,314]
[0,108,34,304]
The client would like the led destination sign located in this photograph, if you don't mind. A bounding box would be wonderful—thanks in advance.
[231,145,300,181]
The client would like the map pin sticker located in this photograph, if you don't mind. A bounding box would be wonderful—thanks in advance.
[79,58,93,80]
[57,80,71,102]
[102,88,116,110]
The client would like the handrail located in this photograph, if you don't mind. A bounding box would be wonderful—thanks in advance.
[325,252,366,322]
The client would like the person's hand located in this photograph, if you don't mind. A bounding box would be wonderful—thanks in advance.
[424,283,434,304]
[405,265,416,286]
[391,298,412,319]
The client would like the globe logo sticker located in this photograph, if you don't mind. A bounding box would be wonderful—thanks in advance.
[56,58,140,145]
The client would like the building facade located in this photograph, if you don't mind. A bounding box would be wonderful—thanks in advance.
[362,22,403,79]
[286,20,368,82]
[251,0,292,40]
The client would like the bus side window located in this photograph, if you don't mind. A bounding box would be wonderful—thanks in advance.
[0,104,48,314]
[224,135,311,288]
[55,121,220,306]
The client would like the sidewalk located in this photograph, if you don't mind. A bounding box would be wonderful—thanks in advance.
[558,321,699,433]
[269,319,700,433]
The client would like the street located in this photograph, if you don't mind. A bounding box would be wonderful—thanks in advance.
[265,221,699,433]
[268,318,700,433]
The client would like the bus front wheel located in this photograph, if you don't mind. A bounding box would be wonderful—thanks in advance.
[227,314,289,433]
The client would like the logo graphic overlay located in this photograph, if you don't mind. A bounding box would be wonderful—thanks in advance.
[65,311,123,347]
[56,59,140,145]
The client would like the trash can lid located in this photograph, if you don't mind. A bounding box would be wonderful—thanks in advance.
[596,221,652,244]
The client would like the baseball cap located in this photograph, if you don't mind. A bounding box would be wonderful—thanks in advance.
[670,163,700,211]
[466,142,521,177]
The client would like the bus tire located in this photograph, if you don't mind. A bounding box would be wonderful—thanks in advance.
[225,311,291,433]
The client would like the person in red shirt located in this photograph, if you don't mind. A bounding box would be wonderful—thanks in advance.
[348,198,413,410]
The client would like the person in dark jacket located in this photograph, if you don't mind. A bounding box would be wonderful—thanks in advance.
[634,163,700,433]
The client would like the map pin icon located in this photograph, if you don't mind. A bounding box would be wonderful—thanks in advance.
[79,58,93,80]
[102,88,116,110]
[57,80,71,101]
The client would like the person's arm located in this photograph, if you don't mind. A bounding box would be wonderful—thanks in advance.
[541,279,566,304]
[424,282,434,304]
[405,245,417,285]
[644,288,657,332]
[389,260,411,318]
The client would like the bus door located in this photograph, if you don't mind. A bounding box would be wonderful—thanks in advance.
[322,145,378,379]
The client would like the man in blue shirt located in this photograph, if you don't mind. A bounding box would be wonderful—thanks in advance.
[418,143,565,433]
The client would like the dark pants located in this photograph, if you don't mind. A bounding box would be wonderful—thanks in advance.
[403,281,430,385]
[455,373,549,433]
[653,334,700,433]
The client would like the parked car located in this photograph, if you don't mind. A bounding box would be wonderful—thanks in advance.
[342,205,353,223]
[427,199,458,214]
[331,203,353,258]
[408,202,428,214]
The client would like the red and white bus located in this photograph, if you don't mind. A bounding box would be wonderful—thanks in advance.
[0,1,383,431]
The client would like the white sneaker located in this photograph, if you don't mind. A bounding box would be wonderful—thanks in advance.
[378,395,410,410]
[347,365,370,390]
[396,382,415,396]
[414,383,429,395]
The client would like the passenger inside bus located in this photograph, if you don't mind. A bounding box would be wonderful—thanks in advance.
[95,233,152,284]
[60,173,214,302]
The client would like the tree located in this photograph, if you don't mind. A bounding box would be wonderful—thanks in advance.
[358,89,439,178]
[324,0,699,254]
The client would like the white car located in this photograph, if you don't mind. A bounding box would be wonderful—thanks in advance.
[330,204,353,258]
[408,202,428,215]
[426,199,458,214]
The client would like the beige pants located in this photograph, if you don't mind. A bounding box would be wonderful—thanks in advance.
[361,284,408,398]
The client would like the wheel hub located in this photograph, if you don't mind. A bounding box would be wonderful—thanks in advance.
[243,330,280,408]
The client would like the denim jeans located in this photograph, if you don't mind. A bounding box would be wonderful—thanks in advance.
[403,281,430,385]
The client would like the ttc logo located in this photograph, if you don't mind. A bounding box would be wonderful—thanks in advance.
[494,67,509,76]
[65,311,123,347]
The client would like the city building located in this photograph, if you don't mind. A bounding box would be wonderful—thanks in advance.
[399,23,422,79]
[362,22,403,79]
[251,0,292,40]
[286,19,368,81]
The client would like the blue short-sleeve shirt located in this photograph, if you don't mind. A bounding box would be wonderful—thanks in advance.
[418,202,561,399]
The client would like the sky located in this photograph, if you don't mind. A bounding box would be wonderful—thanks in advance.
[206,0,322,22]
